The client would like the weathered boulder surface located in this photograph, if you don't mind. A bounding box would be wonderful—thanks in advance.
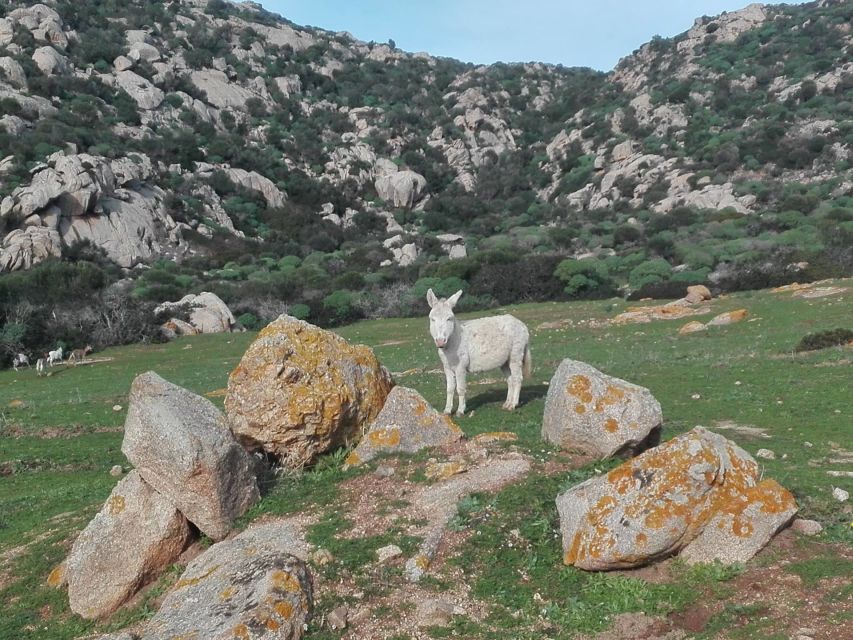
[542,359,662,458]
[556,427,796,570]
[679,320,707,335]
[226,315,394,468]
[155,291,236,334]
[0,226,62,272]
[685,284,712,304]
[66,471,192,619]
[707,309,749,326]
[122,372,259,541]
[344,386,463,467]
[375,169,427,208]
[141,528,313,640]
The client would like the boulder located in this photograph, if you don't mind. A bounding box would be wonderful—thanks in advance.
[679,479,797,565]
[114,70,164,110]
[542,359,662,458]
[141,525,313,640]
[113,55,133,72]
[0,226,62,272]
[557,427,795,570]
[678,321,707,335]
[375,170,427,208]
[32,46,68,75]
[66,471,192,619]
[189,69,258,110]
[685,284,712,304]
[344,386,464,467]
[0,57,27,89]
[225,315,394,468]
[707,309,748,326]
[121,372,260,541]
[155,292,236,334]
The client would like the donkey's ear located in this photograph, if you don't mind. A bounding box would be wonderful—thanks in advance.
[426,288,438,308]
[447,289,463,309]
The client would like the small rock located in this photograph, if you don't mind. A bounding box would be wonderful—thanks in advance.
[328,605,348,630]
[707,308,749,326]
[46,561,67,588]
[112,404,123,412]
[691,393,701,399]
[803,441,813,448]
[415,598,464,628]
[311,548,335,566]
[349,607,371,625]
[425,460,467,481]
[790,518,823,536]
[678,321,707,335]
[109,465,123,477]
[832,487,849,502]
[375,544,403,563]
[374,465,395,478]
[756,448,776,460]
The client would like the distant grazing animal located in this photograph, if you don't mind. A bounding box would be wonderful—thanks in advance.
[12,353,30,371]
[427,289,531,416]
[68,345,93,365]
[47,347,64,366]
[36,358,45,375]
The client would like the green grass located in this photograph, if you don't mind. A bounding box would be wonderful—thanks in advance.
[0,280,851,639]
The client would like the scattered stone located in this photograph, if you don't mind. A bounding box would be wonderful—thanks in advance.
[375,544,403,563]
[832,487,849,502]
[112,404,123,412]
[542,359,662,459]
[613,300,709,325]
[374,465,395,478]
[803,441,814,448]
[327,606,348,630]
[684,285,712,304]
[310,548,334,566]
[344,386,462,467]
[557,427,796,570]
[790,518,823,536]
[122,372,259,541]
[46,561,67,588]
[140,533,313,640]
[425,460,467,481]
[109,465,123,477]
[707,309,748,326]
[226,315,393,468]
[678,321,707,335]
[67,471,192,619]
[415,598,464,628]
[755,448,776,460]
[471,431,518,444]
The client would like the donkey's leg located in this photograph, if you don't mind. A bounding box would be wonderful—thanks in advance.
[506,349,524,410]
[455,367,467,416]
[501,363,513,409]
[443,368,456,414]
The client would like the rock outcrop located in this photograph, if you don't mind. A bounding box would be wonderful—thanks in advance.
[344,386,464,467]
[155,291,237,334]
[375,166,427,208]
[225,315,394,468]
[122,372,259,541]
[556,427,797,570]
[542,360,662,458]
[66,471,192,619]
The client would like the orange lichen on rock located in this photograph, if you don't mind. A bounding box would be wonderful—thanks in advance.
[367,426,402,448]
[567,375,593,403]
[47,562,67,588]
[271,569,302,593]
[604,418,618,433]
[232,623,250,640]
[107,495,126,515]
[472,431,518,443]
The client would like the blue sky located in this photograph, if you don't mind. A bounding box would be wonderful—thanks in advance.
[260,1,804,71]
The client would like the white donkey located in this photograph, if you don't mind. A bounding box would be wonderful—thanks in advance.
[12,353,30,371]
[427,289,531,416]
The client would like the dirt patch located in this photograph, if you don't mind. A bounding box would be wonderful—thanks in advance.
[580,613,686,640]
[712,419,771,439]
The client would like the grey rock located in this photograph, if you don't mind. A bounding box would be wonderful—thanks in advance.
[32,46,68,76]
[415,599,464,628]
[141,532,312,640]
[375,169,427,208]
[109,465,123,477]
[327,606,348,630]
[375,544,403,563]
[66,471,192,619]
[0,227,62,272]
[0,57,27,89]
[155,292,236,334]
[122,371,259,540]
[113,55,133,72]
[790,518,823,536]
[127,41,160,63]
[542,359,662,459]
[344,386,463,467]
[114,70,163,110]
[756,448,776,460]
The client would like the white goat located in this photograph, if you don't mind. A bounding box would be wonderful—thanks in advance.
[427,289,531,416]
[12,353,30,371]
[47,347,63,366]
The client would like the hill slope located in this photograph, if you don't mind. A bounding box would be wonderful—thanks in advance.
[0,0,851,358]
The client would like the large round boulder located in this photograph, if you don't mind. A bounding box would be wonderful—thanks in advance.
[225,315,394,468]
[542,359,662,459]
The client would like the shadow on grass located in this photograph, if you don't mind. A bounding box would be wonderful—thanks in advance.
[465,383,547,412]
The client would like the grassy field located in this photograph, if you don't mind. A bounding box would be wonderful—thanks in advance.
[1,280,851,639]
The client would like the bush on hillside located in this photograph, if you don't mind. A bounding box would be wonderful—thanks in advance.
[794,328,853,352]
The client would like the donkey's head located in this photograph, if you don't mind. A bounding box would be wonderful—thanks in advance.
[427,289,463,348]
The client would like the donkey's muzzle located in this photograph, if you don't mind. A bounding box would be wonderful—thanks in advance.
[434,339,447,348]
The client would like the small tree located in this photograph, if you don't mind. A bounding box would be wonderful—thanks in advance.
[554,259,613,298]
[629,259,672,290]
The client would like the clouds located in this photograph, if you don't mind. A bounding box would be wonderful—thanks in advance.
[265,1,804,70]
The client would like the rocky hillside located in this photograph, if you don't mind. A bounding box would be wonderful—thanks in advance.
[0,0,851,354]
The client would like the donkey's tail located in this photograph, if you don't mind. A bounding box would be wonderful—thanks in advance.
[522,343,532,379]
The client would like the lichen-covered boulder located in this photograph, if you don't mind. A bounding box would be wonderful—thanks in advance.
[707,309,748,326]
[542,360,662,459]
[344,386,463,467]
[556,427,796,570]
[684,284,712,304]
[226,315,394,468]
[67,471,192,619]
[122,372,259,541]
[678,321,707,335]
[141,526,313,640]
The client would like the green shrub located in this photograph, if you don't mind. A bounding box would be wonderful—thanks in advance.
[554,259,614,298]
[795,328,853,353]
[629,259,672,290]
[237,312,261,331]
